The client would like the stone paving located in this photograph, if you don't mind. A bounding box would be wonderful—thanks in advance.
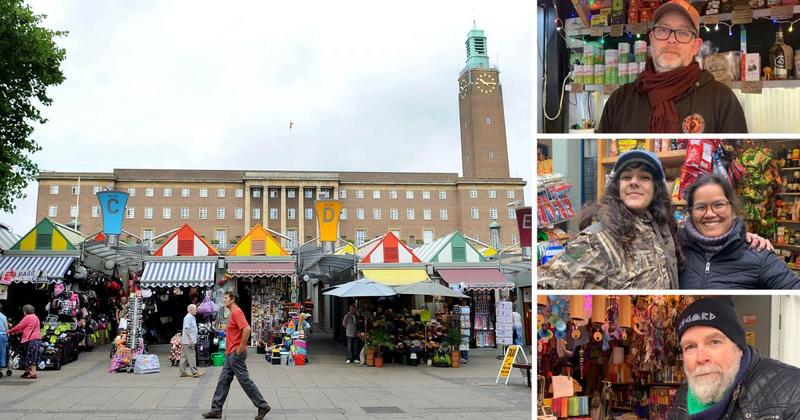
[0,332,532,419]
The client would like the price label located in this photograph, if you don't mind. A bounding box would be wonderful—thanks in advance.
[571,83,585,93]
[610,24,624,37]
[603,84,619,96]
[741,80,763,94]
[591,27,605,37]
[732,9,754,25]
[631,22,649,34]
[771,5,794,20]
[703,15,719,25]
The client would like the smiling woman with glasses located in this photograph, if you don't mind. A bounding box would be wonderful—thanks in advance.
[679,174,800,289]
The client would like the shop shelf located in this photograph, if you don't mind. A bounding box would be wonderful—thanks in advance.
[774,243,800,250]
[600,150,685,166]
[776,219,800,223]
[777,192,800,196]
[780,167,800,171]
[567,80,800,93]
[789,264,800,271]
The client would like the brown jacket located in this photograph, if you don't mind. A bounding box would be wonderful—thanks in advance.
[597,70,748,134]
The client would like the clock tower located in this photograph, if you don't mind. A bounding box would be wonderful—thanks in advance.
[458,23,510,179]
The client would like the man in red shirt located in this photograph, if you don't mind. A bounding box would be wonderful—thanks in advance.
[203,290,270,419]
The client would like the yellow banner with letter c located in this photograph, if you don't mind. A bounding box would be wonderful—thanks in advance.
[315,200,343,242]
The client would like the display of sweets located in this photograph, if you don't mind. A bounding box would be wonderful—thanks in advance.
[595,64,605,84]
[605,49,619,84]
[634,40,648,62]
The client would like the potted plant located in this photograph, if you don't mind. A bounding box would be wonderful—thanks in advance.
[444,328,462,368]
[368,327,395,368]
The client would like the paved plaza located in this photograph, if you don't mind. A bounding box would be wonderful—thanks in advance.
[0,333,532,420]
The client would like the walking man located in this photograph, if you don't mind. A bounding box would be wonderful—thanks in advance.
[203,290,270,419]
[179,304,203,378]
[342,304,359,364]
[0,303,8,373]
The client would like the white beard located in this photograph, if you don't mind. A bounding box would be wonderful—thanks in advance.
[686,350,742,404]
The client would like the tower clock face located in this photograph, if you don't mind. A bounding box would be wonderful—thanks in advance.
[476,72,497,94]
[458,77,468,100]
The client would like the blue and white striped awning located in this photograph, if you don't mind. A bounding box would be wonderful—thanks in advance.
[140,261,216,287]
[0,256,75,284]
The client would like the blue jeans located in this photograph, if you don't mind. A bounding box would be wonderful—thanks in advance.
[513,325,525,346]
[211,351,268,413]
[0,334,7,368]
[346,336,359,362]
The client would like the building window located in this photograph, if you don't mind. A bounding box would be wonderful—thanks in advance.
[252,188,260,198]
[181,188,190,197]
[407,209,415,220]
[235,188,244,198]
[356,190,364,199]
[339,190,347,199]
[355,229,367,246]
[163,208,172,219]
[161,188,171,197]
[270,208,278,220]
[214,229,226,247]
[508,207,516,219]
[253,208,261,220]
[489,151,494,160]
[423,229,434,244]
[92,206,101,218]
[71,186,80,195]
[440,209,448,220]
[491,229,500,249]
[199,188,208,198]
[50,185,59,195]
[217,188,226,198]
[423,208,432,220]
[126,207,135,219]
[489,208,498,220]
[288,208,296,220]
[217,207,225,220]
[507,190,516,199]
[93,186,101,195]
[406,191,414,199]
[181,208,189,219]
[356,208,365,220]
[373,208,381,220]
[512,234,518,244]
[422,191,431,200]
[373,190,381,199]
[489,189,496,199]
[70,206,78,218]
[235,208,243,220]
[287,189,296,198]
[390,190,398,199]
[340,208,348,220]
[143,229,154,249]
[469,189,478,199]
[48,205,57,217]
[199,208,208,220]
[485,116,491,125]
[390,208,399,220]
[319,189,332,199]
[128,188,136,197]
[145,188,154,197]
[439,191,446,200]
[287,230,298,250]
[144,207,153,219]
[305,189,313,199]
[305,208,313,220]
[471,208,479,219]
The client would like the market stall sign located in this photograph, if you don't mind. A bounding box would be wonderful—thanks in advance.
[742,314,758,325]
[732,10,753,25]
[631,23,649,35]
[610,25,624,37]
[603,84,619,96]
[741,80,763,94]
[591,27,605,37]
[495,345,529,385]
[703,15,719,25]
[571,83,584,93]
[771,5,793,20]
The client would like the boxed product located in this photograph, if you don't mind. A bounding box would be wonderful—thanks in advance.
[704,51,741,82]
[591,13,608,26]
[611,0,627,24]
[745,53,761,81]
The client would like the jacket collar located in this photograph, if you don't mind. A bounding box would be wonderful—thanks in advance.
[679,219,746,261]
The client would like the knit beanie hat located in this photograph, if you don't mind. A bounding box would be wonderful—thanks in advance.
[676,297,747,353]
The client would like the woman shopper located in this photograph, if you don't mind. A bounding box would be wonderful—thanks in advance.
[680,174,800,289]
[7,305,42,379]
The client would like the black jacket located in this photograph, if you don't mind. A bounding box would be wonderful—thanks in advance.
[668,347,800,419]
[598,70,748,134]
[679,225,800,290]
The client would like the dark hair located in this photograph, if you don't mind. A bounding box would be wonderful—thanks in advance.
[224,289,239,304]
[580,162,685,270]
[685,174,740,218]
[0,303,3,312]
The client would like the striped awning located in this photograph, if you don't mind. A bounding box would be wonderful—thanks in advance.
[140,261,216,287]
[0,256,75,284]
[438,268,514,290]
[227,262,294,276]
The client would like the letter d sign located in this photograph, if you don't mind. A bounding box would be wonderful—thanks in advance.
[315,200,342,242]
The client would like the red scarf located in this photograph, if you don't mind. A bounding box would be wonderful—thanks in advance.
[635,59,702,133]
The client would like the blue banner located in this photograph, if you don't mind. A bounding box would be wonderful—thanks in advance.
[97,191,129,235]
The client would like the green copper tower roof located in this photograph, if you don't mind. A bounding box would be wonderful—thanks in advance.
[465,21,490,69]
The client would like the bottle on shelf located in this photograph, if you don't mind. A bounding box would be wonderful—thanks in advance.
[770,29,792,80]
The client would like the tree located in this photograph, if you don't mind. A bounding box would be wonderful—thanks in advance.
[0,0,66,212]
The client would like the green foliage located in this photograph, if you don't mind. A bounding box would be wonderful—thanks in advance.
[367,327,395,357]
[444,327,461,349]
[0,0,67,212]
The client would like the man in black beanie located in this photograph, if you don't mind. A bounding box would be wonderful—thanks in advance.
[669,297,800,419]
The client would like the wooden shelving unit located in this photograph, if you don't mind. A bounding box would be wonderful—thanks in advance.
[596,140,687,200]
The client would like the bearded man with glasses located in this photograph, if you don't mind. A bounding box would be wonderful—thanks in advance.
[598,0,748,134]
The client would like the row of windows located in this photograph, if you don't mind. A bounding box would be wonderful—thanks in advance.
[340,207,515,221]
[49,185,248,198]
[339,189,516,200]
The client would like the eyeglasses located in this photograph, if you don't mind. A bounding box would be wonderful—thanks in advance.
[651,26,697,43]
[691,200,730,216]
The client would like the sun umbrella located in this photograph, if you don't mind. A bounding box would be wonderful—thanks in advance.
[323,279,397,297]
[392,281,470,298]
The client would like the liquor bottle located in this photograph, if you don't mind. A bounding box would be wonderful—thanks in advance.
[770,29,790,80]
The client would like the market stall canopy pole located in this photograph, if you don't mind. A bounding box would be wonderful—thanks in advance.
[392,281,470,298]
[322,278,397,297]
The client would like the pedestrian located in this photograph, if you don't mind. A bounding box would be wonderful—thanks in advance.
[598,0,747,133]
[0,303,8,372]
[7,305,42,379]
[679,174,800,289]
[512,310,524,346]
[342,304,359,364]
[180,304,204,378]
[669,297,800,417]
[202,290,270,419]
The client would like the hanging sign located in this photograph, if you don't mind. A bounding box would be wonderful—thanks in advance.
[732,10,753,25]
[97,191,129,247]
[315,200,343,242]
[516,207,532,248]
[704,15,719,25]
[631,23,649,34]
[771,5,793,20]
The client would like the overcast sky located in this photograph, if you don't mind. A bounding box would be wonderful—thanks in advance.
[1,1,533,235]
